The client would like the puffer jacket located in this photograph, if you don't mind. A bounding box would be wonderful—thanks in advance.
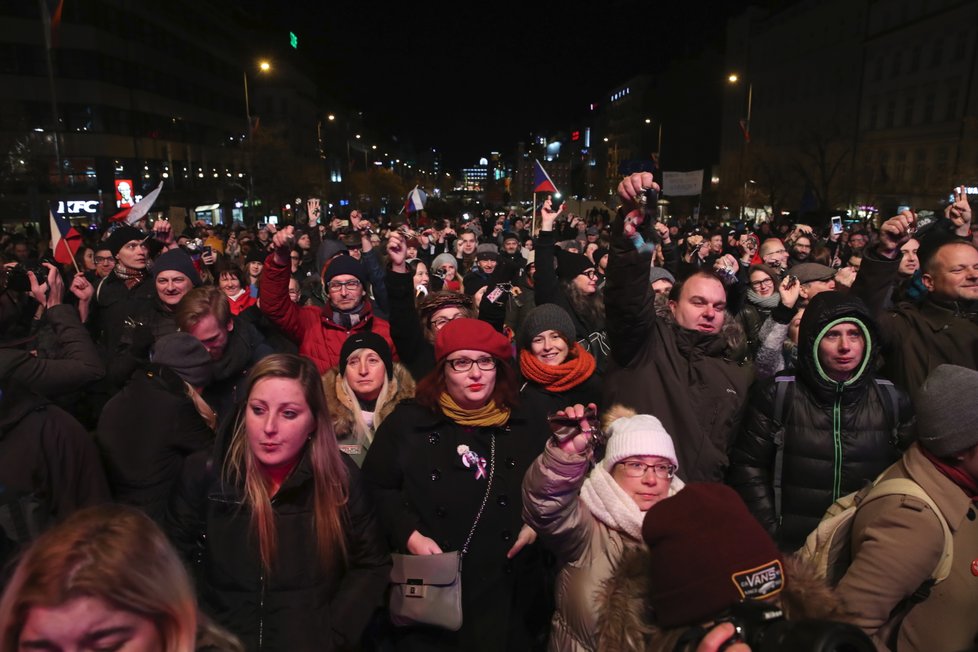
[727,291,911,550]
[259,255,395,373]
[604,235,753,482]
[596,551,852,652]
[321,362,416,467]
[522,429,682,652]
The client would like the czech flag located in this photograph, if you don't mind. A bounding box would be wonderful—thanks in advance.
[404,186,427,214]
[49,208,81,265]
[533,159,558,194]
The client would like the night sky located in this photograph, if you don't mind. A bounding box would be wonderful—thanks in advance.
[250,0,757,168]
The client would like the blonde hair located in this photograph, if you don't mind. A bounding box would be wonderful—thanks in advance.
[0,505,197,652]
[224,354,349,572]
[339,347,392,447]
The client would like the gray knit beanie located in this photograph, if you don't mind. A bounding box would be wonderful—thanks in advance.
[649,267,676,285]
[518,304,575,350]
[151,333,215,388]
[915,364,978,457]
[431,253,457,271]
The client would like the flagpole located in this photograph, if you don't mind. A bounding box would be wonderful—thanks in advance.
[60,238,81,275]
[532,192,537,237]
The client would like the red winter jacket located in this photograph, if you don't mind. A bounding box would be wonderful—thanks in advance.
[259,255,396,372]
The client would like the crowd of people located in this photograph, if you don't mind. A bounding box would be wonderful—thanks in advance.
[0,172,976,652]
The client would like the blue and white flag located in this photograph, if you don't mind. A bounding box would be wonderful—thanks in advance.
[404,186,427,213]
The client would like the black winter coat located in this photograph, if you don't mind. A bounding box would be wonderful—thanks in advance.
[0,304,104,395]
[96,365,214,524]
[852,249,978,393]
[0,386,111,565]
[166,451,391,652]
[534,231,608,375]
[361,401,551,651]
[726,291,910,550]
[603,234,753,482]
[518,373,602,424]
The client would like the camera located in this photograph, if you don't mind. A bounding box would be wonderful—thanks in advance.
[689,600,873,652]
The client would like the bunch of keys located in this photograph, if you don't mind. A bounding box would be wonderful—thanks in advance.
[547,407,605,449]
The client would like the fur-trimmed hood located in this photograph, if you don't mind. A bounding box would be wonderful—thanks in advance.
[322,362,416,439]
[653,293,748,362]
[596,549,851,652]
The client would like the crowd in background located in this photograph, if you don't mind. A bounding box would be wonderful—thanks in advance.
[0,174,977,652]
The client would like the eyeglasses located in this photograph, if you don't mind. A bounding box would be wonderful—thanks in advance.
[446,356,497,372]
[327,279,362,292]
[581,269,598,279]
[749,279,775,290]
[94,256,115,263]
[430,314,463,330]
[617,460,676,479]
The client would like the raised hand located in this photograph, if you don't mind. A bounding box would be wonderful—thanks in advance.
[272,225,295,265]
[878,210,915,258]
[387,231,407,272]
[945,186,973,235]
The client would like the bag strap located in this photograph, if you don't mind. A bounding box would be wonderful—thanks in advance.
[461,434,495,557]
[772,376,794,522]
[873,379,902,447]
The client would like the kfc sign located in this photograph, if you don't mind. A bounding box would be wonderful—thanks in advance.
[54,199,100,217]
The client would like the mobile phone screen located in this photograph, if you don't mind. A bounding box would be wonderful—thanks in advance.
[831,217,843,235]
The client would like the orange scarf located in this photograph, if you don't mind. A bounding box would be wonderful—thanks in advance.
[519,343,595,394]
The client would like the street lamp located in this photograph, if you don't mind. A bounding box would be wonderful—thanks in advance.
[242,59,271,224]
[728,73,753,221]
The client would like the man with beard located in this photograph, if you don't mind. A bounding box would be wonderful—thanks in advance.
[499,231,526,278]
[605,172,753,482]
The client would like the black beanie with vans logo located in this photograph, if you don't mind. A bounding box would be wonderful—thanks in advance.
[641,483,785,628]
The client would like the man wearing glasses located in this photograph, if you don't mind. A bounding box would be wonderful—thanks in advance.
[260,225,395,372]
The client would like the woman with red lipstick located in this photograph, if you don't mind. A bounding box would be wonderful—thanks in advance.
[363,318,551,651]
[166,354,391,651]
[517,304,601,421]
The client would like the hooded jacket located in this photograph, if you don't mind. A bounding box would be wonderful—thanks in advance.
[321,362,416,467]
[603,235,753,482]
[727,291,910,550]
[596,551,851,652]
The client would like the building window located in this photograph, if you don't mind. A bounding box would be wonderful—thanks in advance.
[903,95,915,125]
[894,150,906,181]
[884,99,896,128]
[930,41,943,68]
[909,43,921,73]
[946,87,959,121]
[872,57,883,82]
[868,101,879,129]
[890,51,902,77]
[954,32,967,60]
[923,93,935,123]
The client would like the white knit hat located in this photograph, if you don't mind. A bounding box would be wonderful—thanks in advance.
[601,414,678,472]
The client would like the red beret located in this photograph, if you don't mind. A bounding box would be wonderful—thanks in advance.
[434,318,511,362]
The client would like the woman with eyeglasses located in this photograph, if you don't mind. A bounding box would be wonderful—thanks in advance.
[522,404,684,652]
[738,263,781,358]
[363,318,551,650]
[535,198,608,375]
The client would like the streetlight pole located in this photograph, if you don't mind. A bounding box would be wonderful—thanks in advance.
[242,60,270,225]
[728,74,753,221]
